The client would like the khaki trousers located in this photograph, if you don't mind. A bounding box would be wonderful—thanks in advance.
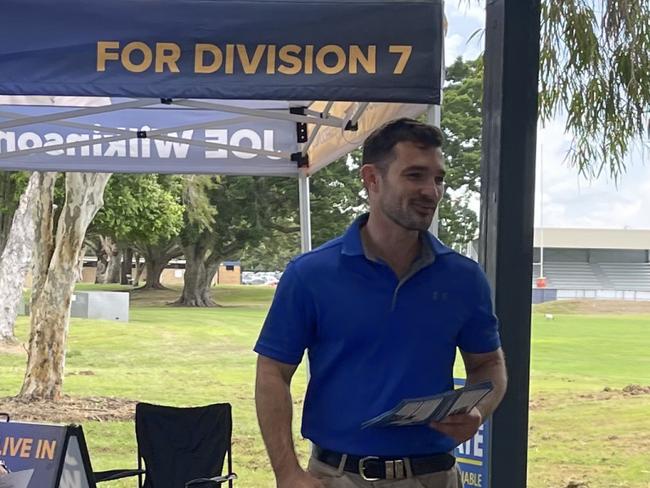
[308,456,462,488]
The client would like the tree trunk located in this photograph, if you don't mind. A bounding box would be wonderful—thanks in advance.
[121,247,134,285]
[94,244,109,284]
[137,241,182,290]
[94,235,118,284]
[106,249,122,283]
[133,253,145,286]
[19,172,111,401]
[173,244,220,307]
[75,244,87,283]
[0,172,40,344]
[142,258,168,289]
[0,172,17,256]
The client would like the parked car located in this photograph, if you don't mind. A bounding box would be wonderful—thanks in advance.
[242,271,282,285]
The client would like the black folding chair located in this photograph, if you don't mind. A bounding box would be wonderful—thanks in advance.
[94,402,236,488]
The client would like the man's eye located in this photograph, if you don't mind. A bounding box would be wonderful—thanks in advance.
[435,176,445,184]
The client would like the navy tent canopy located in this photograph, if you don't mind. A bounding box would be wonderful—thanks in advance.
[0,0,444,176]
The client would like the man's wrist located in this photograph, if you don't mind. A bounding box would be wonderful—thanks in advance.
[275,462,305,483]
[474,404,487,422]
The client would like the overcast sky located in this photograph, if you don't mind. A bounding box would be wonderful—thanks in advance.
[444,2,650,230]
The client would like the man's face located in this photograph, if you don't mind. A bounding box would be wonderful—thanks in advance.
[375,141,445,232]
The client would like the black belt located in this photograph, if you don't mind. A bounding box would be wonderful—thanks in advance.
[313,445,455,481]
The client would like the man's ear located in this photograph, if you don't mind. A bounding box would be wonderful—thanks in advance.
[360,164,380,193]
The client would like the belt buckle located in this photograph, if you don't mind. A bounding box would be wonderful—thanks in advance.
[358,456,381,481]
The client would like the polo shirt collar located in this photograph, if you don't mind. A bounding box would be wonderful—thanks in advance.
[341,213,454,258]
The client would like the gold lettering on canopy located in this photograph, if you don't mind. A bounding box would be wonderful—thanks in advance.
[195,44,223,73]
[155,43,181,73]
[121,42,153,73]
[96,42,413,76]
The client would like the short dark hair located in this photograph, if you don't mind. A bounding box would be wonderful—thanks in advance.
[362,118,444,172]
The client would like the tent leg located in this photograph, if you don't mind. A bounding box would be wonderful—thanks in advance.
[298,172,312,253]
[427,105,441,237]
[299,171,313,390]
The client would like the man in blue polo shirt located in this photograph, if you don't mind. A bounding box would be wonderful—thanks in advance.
[255,118,507,487]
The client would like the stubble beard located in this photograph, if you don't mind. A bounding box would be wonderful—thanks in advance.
[380,196,435,232]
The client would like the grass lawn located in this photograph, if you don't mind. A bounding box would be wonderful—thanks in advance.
[1,288,649,487]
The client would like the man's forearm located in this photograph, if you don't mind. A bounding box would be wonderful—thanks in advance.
[466,354,507,419]
[255,358,302,481]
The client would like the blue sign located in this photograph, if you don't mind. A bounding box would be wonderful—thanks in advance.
[0,102,298,174]
[0,421,67,488]
[454,379,490,488]
[0,0,443,104]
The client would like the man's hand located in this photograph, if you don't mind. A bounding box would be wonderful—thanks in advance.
[428,407,482,443]
[278,469,326,488]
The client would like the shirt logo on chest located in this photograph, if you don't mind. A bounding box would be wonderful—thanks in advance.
[432,291,449,301]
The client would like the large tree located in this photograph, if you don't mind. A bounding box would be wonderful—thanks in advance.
[0,172,40,343]
[438,57,483,250]
[20,172,111,400]
[175,175,285,306]
[240,154,366,271]
[0,172,29,255]
[177,156,365,305]
[309,152,367,247]
[90,174,184,287]
[540,1,650,177]
[461,0,650,176]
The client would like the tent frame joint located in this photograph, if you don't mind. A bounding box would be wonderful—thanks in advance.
[291,152,309,168]
[344,120,359,131]
[290,106,309,143]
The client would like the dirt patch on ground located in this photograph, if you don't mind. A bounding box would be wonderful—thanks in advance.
[0,396,137,423]
[529,385,650,410]
[577,385,650,401]
[564,482,589,488]
[620,384,650,395]
[535,299,650,314]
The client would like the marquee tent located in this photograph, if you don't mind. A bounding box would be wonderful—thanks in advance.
[0,3,544,485]
[0,0,444,249]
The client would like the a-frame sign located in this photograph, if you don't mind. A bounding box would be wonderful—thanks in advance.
[0,416,97,488]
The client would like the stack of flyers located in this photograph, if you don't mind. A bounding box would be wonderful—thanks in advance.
[361,381,493,429]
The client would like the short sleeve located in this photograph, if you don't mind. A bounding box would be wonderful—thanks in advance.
[457,265,502,353]
[254,261,316,365]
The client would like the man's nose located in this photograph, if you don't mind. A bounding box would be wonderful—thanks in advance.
[420,179,442,200]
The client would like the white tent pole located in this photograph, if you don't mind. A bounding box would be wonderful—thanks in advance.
[348,102,369,128]
[0,116,292,161]
[301,101,334,155]
[427,104,441,237]
[0,108,286,156]
[174,100,344,128]
[0,109,251,135]
[299,168,313,412]
[539,144,544,278]
[0,98,159,130]
[298,170,312,253]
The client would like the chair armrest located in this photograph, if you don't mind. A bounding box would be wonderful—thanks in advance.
[185,472,238,486]
[94,468,146,483]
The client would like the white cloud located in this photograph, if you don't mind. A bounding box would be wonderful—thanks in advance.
[446,1,486,25]
[536,120,650,229]
[455,4,485,24]
[444,2,485,64]
[442,1,650,230]
[444,33,483,64]
[445,34,464,64]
